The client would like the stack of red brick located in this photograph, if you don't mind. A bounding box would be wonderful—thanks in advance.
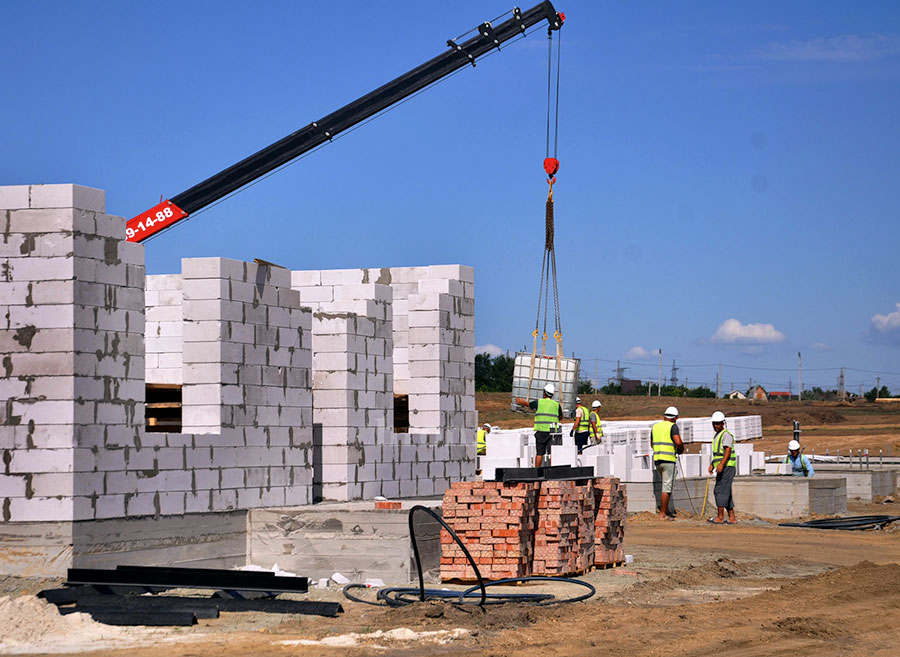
[440,481,538,581]
[440,477,626,581]
[593,478,626,566]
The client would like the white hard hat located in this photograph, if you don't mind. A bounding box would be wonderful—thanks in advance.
[788,440,801,451]
[575,397,581,403]
[483,423,491,428]
[711,411,726,423]
[544,383,556,396]
[664,406,679,418]
[591,400,601,408]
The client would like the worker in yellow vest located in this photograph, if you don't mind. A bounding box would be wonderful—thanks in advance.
[589,400,603,445]
[707,411,737,524]
[651,406,684,521]
[526,383,562,467]
[476,423,491,456]
[570,397,591,454]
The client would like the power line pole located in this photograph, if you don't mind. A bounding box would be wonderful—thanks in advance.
[716,363,722,399]
[838,367,845,401]
[876,377,881,399]
[657,348,662,397]
[798,351,802,402]
[788,377,792,396]
[669,359,679,386]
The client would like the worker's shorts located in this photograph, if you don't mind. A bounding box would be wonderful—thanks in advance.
[714,466,735,510]
[535,431,552,456]
[655,460,676,494]
[574,431,590,454]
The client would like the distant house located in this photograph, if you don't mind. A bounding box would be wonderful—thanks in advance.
[750,385,768,401]
[621,378,642,394]
[727,389,747,400]
[769,391,791,401]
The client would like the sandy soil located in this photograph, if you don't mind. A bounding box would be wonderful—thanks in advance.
[478,393,900,454]
[12,511,898,657]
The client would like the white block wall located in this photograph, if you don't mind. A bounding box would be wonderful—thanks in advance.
[145,274,183,384]
[0,186,313,523]
[290,266,477,500]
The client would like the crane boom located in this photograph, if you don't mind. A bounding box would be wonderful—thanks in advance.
[126,2,564,243]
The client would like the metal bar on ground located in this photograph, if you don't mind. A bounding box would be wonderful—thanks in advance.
[66,566,308,594]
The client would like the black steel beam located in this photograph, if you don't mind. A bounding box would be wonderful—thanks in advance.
[66,566,308,594]
[170,1,562,214]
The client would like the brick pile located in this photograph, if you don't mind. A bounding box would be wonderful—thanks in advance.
[440,481,537,581]
[593,478,627,566]
[532,480,595,576]
[440,477,625,581]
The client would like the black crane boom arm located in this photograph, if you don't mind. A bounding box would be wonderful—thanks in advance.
[127,2,563,242]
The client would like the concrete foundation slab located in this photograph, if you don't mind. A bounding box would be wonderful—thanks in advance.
[810,467,898,499]
[248,501,442,585]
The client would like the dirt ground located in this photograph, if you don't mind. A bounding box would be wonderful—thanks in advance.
[6,498,899,657]
[478,392,900,455]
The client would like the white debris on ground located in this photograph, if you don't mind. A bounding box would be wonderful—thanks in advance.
[237,563,299,578]
[276,627,471,648]
[0,595,193,655]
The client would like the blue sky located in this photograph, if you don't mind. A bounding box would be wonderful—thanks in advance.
[2,1,899,393]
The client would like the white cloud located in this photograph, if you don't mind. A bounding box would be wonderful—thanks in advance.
[811,342,832,352]
[709,318,787,344]
[866,302,900,346]
[624,346,650,359]
[755,33,900,62]
[475,344,505,358]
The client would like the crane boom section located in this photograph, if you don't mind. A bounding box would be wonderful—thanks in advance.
[127,2,563,242]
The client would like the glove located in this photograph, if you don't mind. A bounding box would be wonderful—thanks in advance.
[569,429,574,437]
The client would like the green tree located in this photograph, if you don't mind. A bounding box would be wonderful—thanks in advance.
[577,379,595,394]
[475,353,515,392]
[865,385,891,402]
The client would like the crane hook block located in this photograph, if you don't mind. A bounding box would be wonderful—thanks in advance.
[543,157,560,177]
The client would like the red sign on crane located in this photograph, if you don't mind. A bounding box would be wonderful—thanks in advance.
[126,200,188,242]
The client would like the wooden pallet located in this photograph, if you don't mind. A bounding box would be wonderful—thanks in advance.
[593,560,625,570]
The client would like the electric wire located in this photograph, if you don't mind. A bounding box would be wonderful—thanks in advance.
[342,505,596,608]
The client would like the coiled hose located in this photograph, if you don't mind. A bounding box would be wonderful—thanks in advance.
[779,515,900,531]
[343,505,596,607]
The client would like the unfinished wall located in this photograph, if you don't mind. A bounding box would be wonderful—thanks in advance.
[291,267,477,501]
[0,185,313,535]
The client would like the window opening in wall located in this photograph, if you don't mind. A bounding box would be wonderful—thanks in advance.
[394,394,409,433]
[146,384,182,432]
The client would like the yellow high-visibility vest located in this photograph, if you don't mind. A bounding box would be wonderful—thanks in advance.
[651,420,677,463]
[476,429,486,454]
[590,411,603,439]
[712,429,736,468]
[534,397,561,431]
[574,405,589,433]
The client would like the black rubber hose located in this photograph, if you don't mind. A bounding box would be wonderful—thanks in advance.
[341,503,598,608]
[779,515,900,530]
[408,504,486,606]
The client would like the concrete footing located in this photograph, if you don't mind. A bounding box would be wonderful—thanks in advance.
[247,501,443,584]
[0,511,246,577]
[810,467,898,500]
[625,475,848,519]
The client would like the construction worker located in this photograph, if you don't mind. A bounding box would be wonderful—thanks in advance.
[589,400,603,445]
[570,397,590,454]
[476,423,491,456]
[707,411,737,524]
[651,406,684,521]
[784,440,814,477]
[528,383,562,467]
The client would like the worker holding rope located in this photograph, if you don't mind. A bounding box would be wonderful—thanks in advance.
[522,383,563,467]
[651,406,684,521]
[707,411,737,525]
